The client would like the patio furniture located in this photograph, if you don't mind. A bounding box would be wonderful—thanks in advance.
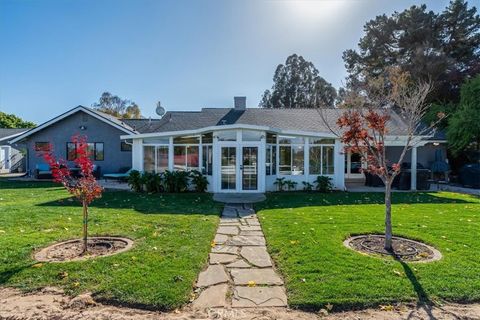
[103,167,132,182]
[397,169,432,190]
[459,164,480,189]
[34,163,52,179]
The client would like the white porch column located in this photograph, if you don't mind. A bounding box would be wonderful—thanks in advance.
[168,137,174,171]
[334,140,346,190]
[411,146,417,191]
[132,138,143,171]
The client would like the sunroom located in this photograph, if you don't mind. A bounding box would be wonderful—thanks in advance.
[123,126,345,193]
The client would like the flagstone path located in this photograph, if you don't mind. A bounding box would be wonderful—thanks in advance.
[193,203,288,309]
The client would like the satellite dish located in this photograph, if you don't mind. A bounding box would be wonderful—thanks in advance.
[155,101,166,117]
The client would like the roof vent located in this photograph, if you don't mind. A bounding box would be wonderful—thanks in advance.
[234,96,246,110]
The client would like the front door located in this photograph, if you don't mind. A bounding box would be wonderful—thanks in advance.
[345,151,364,179]
[219,145,259,192]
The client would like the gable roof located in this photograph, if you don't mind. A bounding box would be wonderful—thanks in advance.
[10,106,138,143]
[122,108,411,137]
[0,128,28,143]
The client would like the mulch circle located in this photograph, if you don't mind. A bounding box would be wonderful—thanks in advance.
[344,234,442,262]
[34,237,134,262]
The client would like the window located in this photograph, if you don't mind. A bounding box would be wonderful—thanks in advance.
[279,137,304,175]
[143,146,155,172]
[67,142,104,161]
[266,133,277,144]
[278,136,304,144]
[121,141,132,152]
[143,137,169,144]
[174,145,199,171]
[35,142,50,152]
[309,139,335,175]
[202,145,213,175]
[173,135,200,144]
[322,146,334,174]
[309,146,322,174]
[201,132,213,143]
[242,130,263,141]
[309,138,335,144]
[266,145,276,175]
[156,146,169,173]
[216,131,236,141]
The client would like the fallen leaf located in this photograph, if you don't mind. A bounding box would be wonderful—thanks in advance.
[247,280,256,287]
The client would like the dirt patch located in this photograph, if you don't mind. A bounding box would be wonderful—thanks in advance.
[34,237,134,262]
[344,234,442,262]
[1,287,480,320]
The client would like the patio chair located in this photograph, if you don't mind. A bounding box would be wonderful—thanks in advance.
[103,167,132,182]
[34,163,52,179]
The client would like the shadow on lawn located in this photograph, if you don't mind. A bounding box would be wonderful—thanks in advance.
[36,191,222,216]
[257,191,478,211]
[0,264,34,286]
[399,260,464,320]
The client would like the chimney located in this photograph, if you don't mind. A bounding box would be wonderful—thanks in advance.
[234,96,246,110]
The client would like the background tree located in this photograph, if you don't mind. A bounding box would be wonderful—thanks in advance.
[260,54,337,109]
[93,92,142,119]
[42,135,103,254]
[327,68,433,250]
[447,74,480,154]
[343,0,480,105]
[0,111,36,128]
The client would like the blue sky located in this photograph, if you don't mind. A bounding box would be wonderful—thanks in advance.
[1,0,450,123]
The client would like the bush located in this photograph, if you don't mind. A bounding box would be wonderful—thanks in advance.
[142,172,163,193]
[274,177,287,191]
[286,180,297,191]
[163,170,190,193]
[128,170,143,192]
[190,170,209,192]
[315,176,333,193]
[302,181,314,191]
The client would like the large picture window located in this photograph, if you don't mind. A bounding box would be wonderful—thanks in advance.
[143,146,155,172]
[174,145,199,171]
[279,145,304,175]
[67,142,104,161]
[156,146,169,173]
[309,139,335,175]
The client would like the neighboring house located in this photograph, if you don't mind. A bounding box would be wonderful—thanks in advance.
[120,97,447,193]
[10,106,144,176]
[0,128,27,174]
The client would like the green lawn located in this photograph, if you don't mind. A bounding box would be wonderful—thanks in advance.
[256,191,480,311]
[0,180,221,310]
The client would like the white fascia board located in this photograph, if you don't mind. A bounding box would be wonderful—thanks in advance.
[2,131,27,144]
[10,106,136,143]
[120,124,339,140]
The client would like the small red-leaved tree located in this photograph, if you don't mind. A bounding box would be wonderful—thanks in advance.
[42,135,103,254]
[323,68,434,251]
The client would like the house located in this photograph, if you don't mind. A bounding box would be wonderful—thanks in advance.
[120,97,448,193]
[0,128,27,174]
[10,106,141,176]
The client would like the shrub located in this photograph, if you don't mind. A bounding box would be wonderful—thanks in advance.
[286,180,297,191]
[142,172,163,193]
[190,170,209,192]
[163,170,190,193]
[128,170,144,193]
[274,177,287,191]
[302,181,314,191]
[315,176,333,193]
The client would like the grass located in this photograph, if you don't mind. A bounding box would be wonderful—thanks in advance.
[0,180,222,310]
[256,191,480,311]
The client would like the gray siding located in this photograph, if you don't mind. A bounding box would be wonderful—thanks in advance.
[24,110,131,175]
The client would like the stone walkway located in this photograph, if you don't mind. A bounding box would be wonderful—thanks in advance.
[193,203,287,309]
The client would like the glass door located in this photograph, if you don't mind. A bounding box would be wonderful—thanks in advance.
[221,146,236,190]
[242,146,258,191]
[345,151,364,179]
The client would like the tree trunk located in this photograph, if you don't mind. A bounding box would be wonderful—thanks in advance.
[384,182,393,251]
[82,201,88,254]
